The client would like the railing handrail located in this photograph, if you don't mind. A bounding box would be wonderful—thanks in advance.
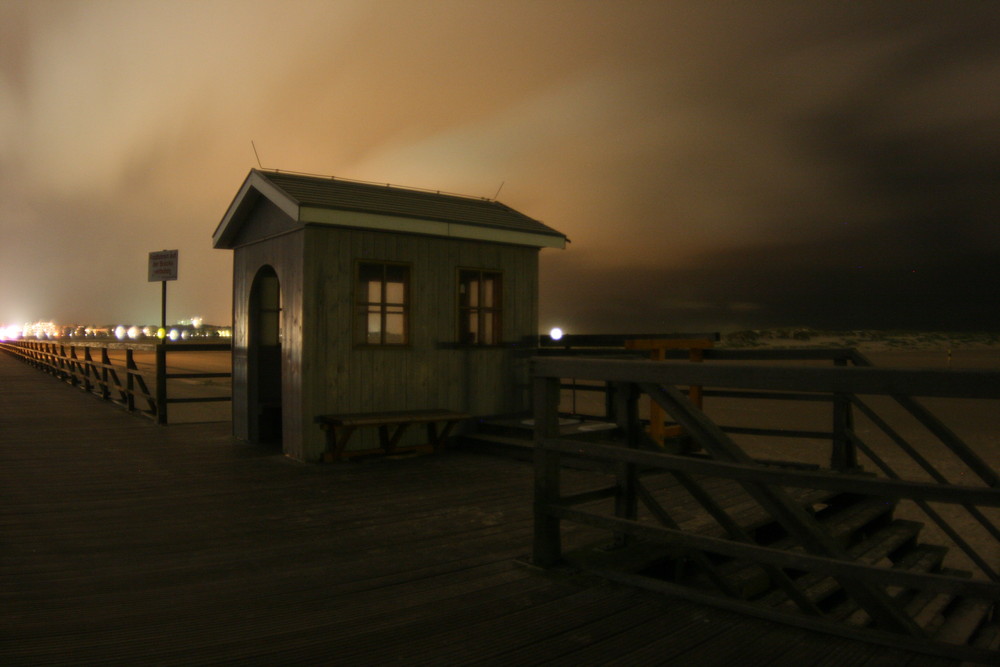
[533,356,1000,399]
[1,339,231,424]
[538,437,1000,507]
[530,357,999,659]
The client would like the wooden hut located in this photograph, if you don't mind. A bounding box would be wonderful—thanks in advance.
[213,169,567,461]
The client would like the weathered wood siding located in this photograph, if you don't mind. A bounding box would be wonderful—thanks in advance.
[232,196,299,246]
[230,201,541,462]
[231,225,306,460]
[300,225,539,461]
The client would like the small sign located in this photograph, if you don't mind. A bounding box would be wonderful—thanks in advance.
[148,250,179,282]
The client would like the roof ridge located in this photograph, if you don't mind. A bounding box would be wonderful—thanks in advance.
[256,168,501,204]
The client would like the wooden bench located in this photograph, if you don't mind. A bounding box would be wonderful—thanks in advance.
[315,409,471,462]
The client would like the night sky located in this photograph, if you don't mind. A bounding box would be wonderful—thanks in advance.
[2,0,999,334]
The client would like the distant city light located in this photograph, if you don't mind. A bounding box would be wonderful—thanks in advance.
[0,321,233,342]
[0,324,22,341]
[550,327,564,341]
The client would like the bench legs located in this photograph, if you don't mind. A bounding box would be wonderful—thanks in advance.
[322,418,463,462]
[380,423,416,455]
[322,425,359,463]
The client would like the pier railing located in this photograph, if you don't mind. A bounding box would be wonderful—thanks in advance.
[0,340,231,424]
[531,355,1000,661]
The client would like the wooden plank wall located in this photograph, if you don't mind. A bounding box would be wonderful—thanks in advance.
[301,225,540,460]
[228,197,544,462]
[231,223,306,459]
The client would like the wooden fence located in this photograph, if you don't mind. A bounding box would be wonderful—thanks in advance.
[531,353,1000,662]
[0,340,231,424]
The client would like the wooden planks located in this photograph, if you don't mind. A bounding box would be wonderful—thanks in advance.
[0,353,961,666]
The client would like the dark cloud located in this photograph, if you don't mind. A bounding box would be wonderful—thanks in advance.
[543,219,1000,334]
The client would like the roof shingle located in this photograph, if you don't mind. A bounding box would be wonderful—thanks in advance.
[258,169,565,239]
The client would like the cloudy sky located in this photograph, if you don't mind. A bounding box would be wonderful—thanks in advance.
[2,0,999,334]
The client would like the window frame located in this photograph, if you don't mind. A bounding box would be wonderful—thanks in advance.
[354,260,411,347]
[457,268,503,346]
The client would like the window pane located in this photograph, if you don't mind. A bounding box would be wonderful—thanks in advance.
[458,271,473,309]
[359,263,380,286]
[457,270,501,345]
[465,312,478,344]
[482,312,499,345]
[357,262,409,345]
[385,280,405,304]
[385,312,405,343]
[362,281,378,303]
[384,264,407,284]
[357,264,380,305]
[468,278,479,307]
[367,310,382,343]
[482,275,496,308]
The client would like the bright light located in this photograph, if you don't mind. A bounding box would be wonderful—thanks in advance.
[127,326,141,340]
[191,317,203,329]
[168,328,180,341]
[156,327,166,339]
[114,325,127,340]
[550,327,564,341]
[180,330,190,340]
[21,321,59,340]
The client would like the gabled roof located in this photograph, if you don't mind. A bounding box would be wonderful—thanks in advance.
[213,169,568,249]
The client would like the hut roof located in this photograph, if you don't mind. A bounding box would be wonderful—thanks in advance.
[213,169,567,249]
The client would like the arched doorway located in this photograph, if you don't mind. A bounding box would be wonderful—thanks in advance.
[248,265,282,445]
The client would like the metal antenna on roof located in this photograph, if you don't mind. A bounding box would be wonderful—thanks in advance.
[251,140,263,169]
[492,181,505,200]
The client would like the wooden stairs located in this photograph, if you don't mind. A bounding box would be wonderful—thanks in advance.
[583,472,998,660]
[461,419,999,663]
[550,470,999,663]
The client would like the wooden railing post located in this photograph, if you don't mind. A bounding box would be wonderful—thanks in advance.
[83,347,93,393]
[612,381,640,547]
[155,343,167,425]
[831,358,858,471]
[624,338,712,447]
[603,380,615,421]
[68,345,80,388]
[100,347,112,400]
[125,348,136,413]
[532,374,562,567]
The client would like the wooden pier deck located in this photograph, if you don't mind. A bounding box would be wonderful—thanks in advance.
[0,353,962,666]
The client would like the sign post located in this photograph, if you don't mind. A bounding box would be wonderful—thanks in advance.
[148,250,178,425]
[148,249,179,331]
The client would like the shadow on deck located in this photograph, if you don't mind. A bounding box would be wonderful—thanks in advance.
[0,354,962,665]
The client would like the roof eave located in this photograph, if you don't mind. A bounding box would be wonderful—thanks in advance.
[212,170,301,249]
[299,206,567,249]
